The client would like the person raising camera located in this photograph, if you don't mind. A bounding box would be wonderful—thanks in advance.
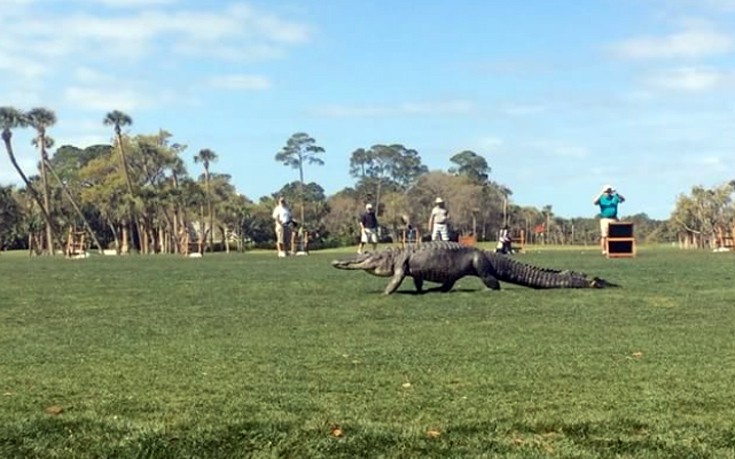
[593,184,625,255]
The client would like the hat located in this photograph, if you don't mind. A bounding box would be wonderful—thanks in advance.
[603,184,614,192]
[365,203,373,209]
[434,197,444,204]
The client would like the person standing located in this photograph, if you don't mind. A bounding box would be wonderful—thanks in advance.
[428,197,450,241]
[593,184,625,255]
[357,203,379,254]
[272,197,292,257]
[497,224,513,254]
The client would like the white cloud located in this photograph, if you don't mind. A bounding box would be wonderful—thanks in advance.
[400,100,474,115]
[619,89,657,103]
[523,140,590,159]
[0,2,313,76]
[73,67,114,84]
[89,0,177,7]
[686,0,735,12]
[3,88,42,107]
[313,100,475,117]
[500,104,547,116]
[551,145,589,159]
[0,2,313,116]
[0,48,46,78]
[645,67,735,91]
[696,155,723,166]
[54,133,111,149]
[611,27,733,60]
[207,75,272,91]
[477,136,504,150]
[64,87,149,112]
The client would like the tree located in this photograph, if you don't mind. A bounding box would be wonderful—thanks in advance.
[407,171,484,237]
[43,154,104,254]
[103,111,134,195]
[51,144,112,184]
[77,148,130,253]
[275,132,325,223]
[541,205,554,244]
[0,185,22,251]
[386,144,428,189]
[348,148,371,178]
[103,110,137,251]
[0,106,55,254]
[449,150,490,184]
[273,181,328,231]
[348,144,427,216]
[194,148,218,250]
[323,191,363,246]
[168,144,188,252]
[670,183,735,248]
[27,107,58,255]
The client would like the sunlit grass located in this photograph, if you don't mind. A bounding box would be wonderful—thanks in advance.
[1,247,734,458]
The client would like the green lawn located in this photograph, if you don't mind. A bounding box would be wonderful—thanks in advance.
[1,245,735,458]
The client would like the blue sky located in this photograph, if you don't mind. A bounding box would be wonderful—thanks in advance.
[2,0,734,219]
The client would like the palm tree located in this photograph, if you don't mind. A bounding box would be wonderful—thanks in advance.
[0,106,55,254]
[169,144,187,253]
[27,107,57,255]
[194,148,218,250]
[103,111,134,195]
[103,110,139,252]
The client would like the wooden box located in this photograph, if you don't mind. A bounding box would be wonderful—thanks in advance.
[606,222,635,258]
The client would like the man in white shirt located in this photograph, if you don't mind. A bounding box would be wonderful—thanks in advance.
[428,197,450,241]
[272,197,292,257]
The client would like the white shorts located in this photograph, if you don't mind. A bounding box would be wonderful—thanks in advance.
[361,228,378,243]
[599,218,617,237]
[432,224,449,241]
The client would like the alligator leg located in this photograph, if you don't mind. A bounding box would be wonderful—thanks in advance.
[439,280,456,292]
[480,274,501,290]
[476,255,501,290]
[384,273,406,294]
[384,256,409,295]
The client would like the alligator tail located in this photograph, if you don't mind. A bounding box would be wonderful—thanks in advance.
[486,252,619,289]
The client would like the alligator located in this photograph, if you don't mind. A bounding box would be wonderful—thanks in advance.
[331,241,618,294]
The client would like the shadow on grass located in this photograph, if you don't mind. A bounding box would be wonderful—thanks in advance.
[3,416,735,458]
[393,287,481,295]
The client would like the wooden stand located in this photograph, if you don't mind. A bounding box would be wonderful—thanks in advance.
[458,234,477,247]
[291,229,309,255]
[179,226,205,257]
[716,227,734,250]
[606,222,635,258]
[65,227,87,259]
[511,229,525,252]
[400,228,420,249]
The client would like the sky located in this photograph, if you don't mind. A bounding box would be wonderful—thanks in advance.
[1,0,734,219]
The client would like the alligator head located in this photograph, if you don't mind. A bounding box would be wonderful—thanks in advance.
[331,250,397,277]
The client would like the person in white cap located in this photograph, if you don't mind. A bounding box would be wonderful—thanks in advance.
[593,184,625,254]
[428,197,450,241]
[357,203,379,254]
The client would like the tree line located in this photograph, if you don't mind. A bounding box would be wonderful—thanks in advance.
[3,105,729,255]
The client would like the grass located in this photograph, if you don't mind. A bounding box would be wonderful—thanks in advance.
[1,245,735,458]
